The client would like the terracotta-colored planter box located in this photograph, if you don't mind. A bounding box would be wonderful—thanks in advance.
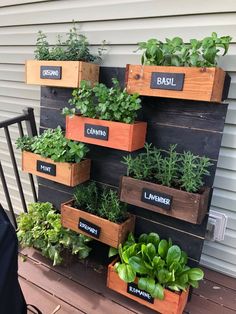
[25,60,99,88]
[65,115,147,152]
[22,151,91,186]
[126,64,229,102]
[61,199,136,248]
[119,176,210,224]
[107,259,189,314]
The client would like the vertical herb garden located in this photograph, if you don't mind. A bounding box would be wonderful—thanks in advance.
[16,30,231,314]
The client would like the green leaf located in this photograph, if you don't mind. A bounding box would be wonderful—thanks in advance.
[158,239,168,259]
[138,277,155,295]
[147,232,160,249]
[129,256,148,274]
[187,268,204,281]
[117,263,136,283]
[108,247,118,258]
[157,269,172,284]
[166,245,181,266]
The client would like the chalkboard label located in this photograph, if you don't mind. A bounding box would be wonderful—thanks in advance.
[40,66,62,80]
[141,188,172,210]
[36,160,56,176]
[150,72,185,91]
[84,123,109,141]
[127,283,154,304]
[78,218,101,238]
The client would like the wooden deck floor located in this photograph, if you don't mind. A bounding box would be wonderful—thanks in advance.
[19,248,236,314]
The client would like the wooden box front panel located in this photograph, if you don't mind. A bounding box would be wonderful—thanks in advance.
[126,64,226,102]
[107,260,189,314]
[120,176,210,224]
[22,151,91,186]
[61,200,135,248]
[26,60,99,88]
[66,115,147,152]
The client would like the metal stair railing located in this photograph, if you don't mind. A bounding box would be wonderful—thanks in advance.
[0,107,38,228]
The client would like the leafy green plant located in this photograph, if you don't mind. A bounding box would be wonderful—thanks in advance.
[17,202,92,265]
[109,232,204,299]
[35,23,105,63]
[16,126,89,163]
[63,78,142,124]
[137,32,232,67]
[122,143,212,193]
[74,182,128,223]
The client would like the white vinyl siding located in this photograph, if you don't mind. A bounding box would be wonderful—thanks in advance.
[0,0,235,276]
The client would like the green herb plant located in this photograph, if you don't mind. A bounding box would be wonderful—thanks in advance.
[17,202,92,265]
[122,143,212,193]
[63,78,141,124]
[16,126,89,163]
[35,23,105,63]
[137,32,232,67]
[73,182,128,223]
[109,232,204,300]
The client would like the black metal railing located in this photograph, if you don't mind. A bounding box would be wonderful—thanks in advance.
[0,108,38,228]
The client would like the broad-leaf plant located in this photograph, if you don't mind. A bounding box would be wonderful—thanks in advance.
[17,202,92,265]
[109,232,204,300]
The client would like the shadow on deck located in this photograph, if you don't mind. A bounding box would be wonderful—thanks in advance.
[19,248,236,314]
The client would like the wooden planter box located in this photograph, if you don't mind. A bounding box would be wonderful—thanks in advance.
[25,60,99,88]
[65,115,147,152]
[61,200,136,248]
[120,176,210,224]
[22,151,91,186]
[126,64,229,102]
[107,259,189,314]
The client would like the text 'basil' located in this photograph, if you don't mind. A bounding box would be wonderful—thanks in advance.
[150,72,185,91]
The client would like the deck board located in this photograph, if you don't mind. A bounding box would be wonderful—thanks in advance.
[19,277,81,314]
[19,248,236,314]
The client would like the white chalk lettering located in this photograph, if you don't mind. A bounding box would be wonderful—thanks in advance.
[156,77,176,86]
[79,222,98,236]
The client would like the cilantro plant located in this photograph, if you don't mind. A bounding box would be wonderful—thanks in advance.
[137,32,232,67]
[73,182,128,223]
[16,127,89,163]
[122,143,212,193]
[63,79,142,124]
[17,202,92,266]
[35,23,105,63]
[109,232,204,299]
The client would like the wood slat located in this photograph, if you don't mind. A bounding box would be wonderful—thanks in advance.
[19,277,82,314]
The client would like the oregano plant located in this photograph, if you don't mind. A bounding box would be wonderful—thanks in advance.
[35,23,106,63]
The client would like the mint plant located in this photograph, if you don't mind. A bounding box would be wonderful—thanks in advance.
[73,182,128,223]
[63,78,142,124]
[35,23,105,63]
[109,232,204,299]
[137,33,232,67]
[16,126,89,163]
[122,144,212,193]
[17,202,92,265]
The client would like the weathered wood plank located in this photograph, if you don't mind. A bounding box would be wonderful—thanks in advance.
[18,255,139,314]
[19,277,81,314]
